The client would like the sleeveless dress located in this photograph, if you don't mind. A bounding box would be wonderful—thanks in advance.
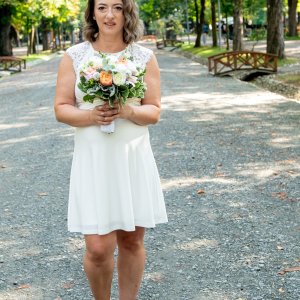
[66,41,168,235]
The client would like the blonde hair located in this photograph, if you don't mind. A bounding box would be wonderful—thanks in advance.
[84,0,144,44]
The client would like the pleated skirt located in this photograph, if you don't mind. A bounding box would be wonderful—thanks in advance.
[68,118,168,235]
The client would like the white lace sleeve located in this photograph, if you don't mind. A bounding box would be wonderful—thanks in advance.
[131,44,153,68]
[66,41,91,73]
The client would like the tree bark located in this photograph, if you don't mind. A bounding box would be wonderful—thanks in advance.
[199,0,206,47]
[287,0,298,36]
[210,0,217,47]
[0,6,13,56]
[233,0,243,51]
[41,18,51,51]
[194,0,201,47]
[28,26,36,54]
[267,0,285,59]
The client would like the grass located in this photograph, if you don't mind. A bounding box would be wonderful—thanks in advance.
[276,73,300,88]
[284,35,300,41]
[180,43,227,57]
[278,57,298,66]
[20,50,54,62]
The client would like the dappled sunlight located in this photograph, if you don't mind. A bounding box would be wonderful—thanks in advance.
[161,175,241,192]
[0,286,44,300]
[176,238,218,251]
[0,134,47,147]
[143,272,165,282]
[161,177,201,191]
[227,200,247,208]
[67,236,85,253]
[269,135,300,149]
[237,160,300,180]
[0,122,29,130]
[189,113,220,122]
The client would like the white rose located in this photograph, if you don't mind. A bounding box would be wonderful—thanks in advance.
[113,72,127,86]
[89,56,103,68]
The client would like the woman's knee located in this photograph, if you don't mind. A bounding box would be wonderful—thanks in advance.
[85,234,116,265]
[117,227,145,253]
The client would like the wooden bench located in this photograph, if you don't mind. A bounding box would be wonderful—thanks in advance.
[0,56,26,72]
[156,39,184,49]
[208,51,278,76]
[140,35,157,42]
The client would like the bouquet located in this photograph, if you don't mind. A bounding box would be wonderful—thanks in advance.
[78,51,147,133]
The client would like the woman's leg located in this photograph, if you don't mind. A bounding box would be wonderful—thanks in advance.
[117,227,146,300]
[84,233,117,300]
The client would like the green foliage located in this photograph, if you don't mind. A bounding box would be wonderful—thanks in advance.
[181,43,227,57]
[248,28,267,41]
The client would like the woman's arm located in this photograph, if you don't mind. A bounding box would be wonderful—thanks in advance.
[118,53,161,126]
[54,53,118,127]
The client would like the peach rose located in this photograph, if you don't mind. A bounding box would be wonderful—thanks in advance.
[100,71,113,86]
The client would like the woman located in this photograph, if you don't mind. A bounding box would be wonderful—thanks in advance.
[54,0,168,299]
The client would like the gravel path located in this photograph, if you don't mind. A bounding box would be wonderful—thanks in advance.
[0,44,299,300]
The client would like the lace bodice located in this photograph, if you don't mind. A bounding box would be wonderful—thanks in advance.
[66,41,153,75]
[66,41,153,109]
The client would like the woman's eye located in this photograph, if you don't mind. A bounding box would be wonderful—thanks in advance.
[98,6,107,12]
[114,6,123,11]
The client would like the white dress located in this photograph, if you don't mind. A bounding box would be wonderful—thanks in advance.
[66,41,168,235]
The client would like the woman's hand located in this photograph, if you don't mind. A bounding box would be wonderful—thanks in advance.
[89,103,120,125]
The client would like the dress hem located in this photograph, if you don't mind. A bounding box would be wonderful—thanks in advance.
[68,219,168,235]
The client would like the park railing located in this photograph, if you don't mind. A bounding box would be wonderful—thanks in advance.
[208,51,278,76]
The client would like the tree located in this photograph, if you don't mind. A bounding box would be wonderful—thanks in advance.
[233,0,243,50]
[210,0,217,47]
[0,0,25,56]
[267,0,285,58]
[194,0,201,47]
[287,0,298,36]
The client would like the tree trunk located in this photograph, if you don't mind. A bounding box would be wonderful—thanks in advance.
[267,0,285,58]
[28,26,36,54]
[194,0,201,47]
[211,0,217,47]
[287,0,298,36]
[233,0,243,51]
[0,6,13,56]
[225,13,230,50]
[57,26,62,49]
[41,18,51,51]
[199,0,206,47]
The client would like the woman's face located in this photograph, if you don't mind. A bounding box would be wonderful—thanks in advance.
[94,0,125,37]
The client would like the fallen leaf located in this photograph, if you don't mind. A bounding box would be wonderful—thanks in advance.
[277,245,284,250]
[272,192,287,200]
[278,287,285,293]
[278,266,300,275]
[287,170,296,174]
[166,142,176,147]
[16,284,30,290]
[38,192,48,197]
[273,171,279,176]
[214,172,226,177]
[0,164,6,169]
[197,189,205,195]
[63,282,74,289]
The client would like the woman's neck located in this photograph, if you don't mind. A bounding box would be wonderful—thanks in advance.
[93,36,127,53]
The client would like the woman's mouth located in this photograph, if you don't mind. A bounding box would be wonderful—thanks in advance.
[105,22,116,28]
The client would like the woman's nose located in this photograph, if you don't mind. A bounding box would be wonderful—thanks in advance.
[106,7,114,17]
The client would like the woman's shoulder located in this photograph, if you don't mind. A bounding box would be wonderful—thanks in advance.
[66,41,90,57]
[131,43,153,66]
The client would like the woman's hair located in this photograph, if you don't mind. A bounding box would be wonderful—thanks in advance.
[84,0,144,44]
